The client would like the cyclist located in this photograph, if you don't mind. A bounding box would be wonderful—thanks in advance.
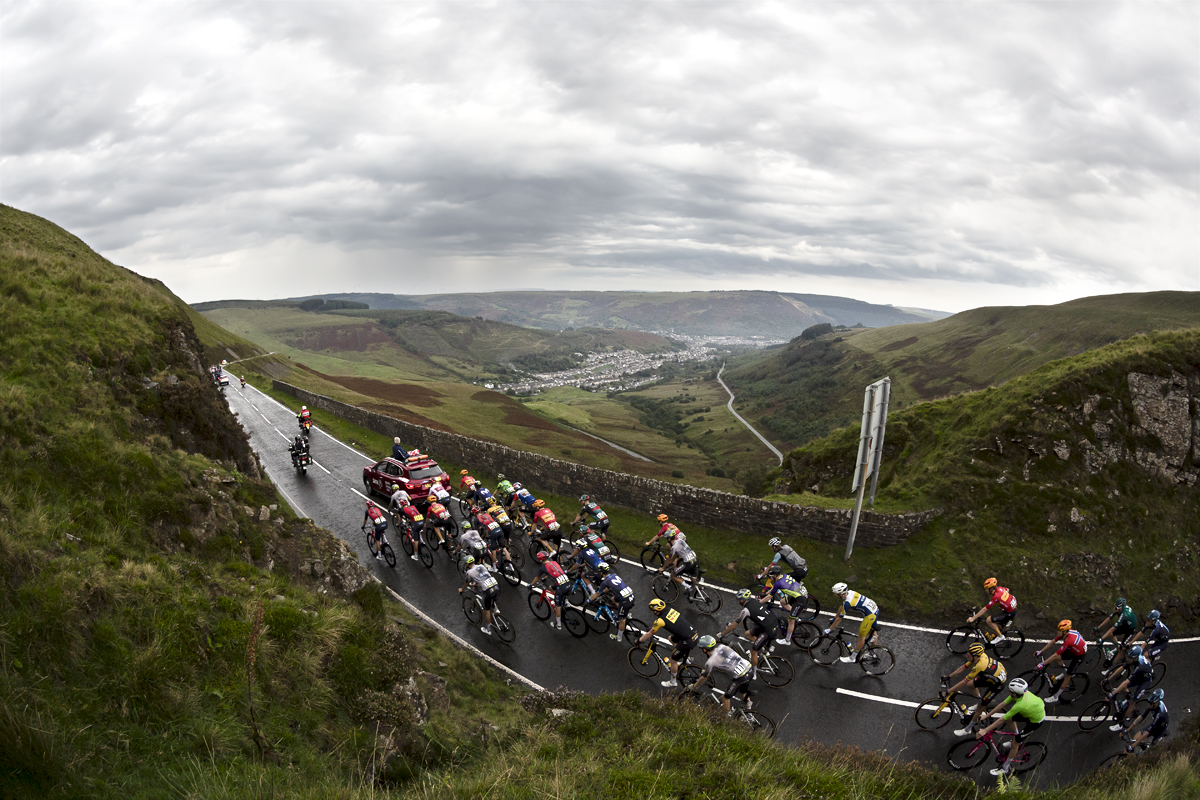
[827,583,881,664]
[967,578,1017,643]
[458,555,500,636]
[392,500,425,561]
[427,481,452,506]
[718,588,780,677]
[566,538,605,596]
[657,526,701,598]
[948,643,1008,737]
[362,500,388,561]
[457,524,488,568]
[1128,609,1170,662]
[975,677,1046,778]
[1105,644,1157,730]
[388,484,412,515]
[1094,597,1138,669]
[756,537,808,581]
[587,561,636,640]
[505,482,537,523]
[1035,619,1087,704]
[473,505,510,569]
[637,598,698,688]
[425,492,454,548]
[485,498,515,536]
[572,494,611,538]
[690,634,755,714]
[1117,688,1169,751]
[391,437,408,460]
[531,499,562,555]
[535,550,571,631]
[495,473,515,502]
[458,469,479,498]
[645,514,682,548]
[758,565,811,645]
[573,528,617,564]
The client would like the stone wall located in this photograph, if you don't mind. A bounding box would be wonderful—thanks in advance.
[275,381,941,548]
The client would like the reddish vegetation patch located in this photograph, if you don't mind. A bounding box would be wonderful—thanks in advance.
[879,335,920,352]
[332,376,444,407]
[285,323,393,353]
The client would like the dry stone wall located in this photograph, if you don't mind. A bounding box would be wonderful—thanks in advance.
[275,381,940,548]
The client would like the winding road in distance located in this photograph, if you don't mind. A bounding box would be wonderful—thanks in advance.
[227,384,1196,790]
[717,363,783,464]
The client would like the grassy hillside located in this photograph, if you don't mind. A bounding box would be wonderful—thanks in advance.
[777,329,1200,632]
[725,292,1200,449]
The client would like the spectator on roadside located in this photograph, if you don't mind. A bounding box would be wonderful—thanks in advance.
[392,437,408,460]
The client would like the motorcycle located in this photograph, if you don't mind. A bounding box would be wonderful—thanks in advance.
[298,417,312,444]
[289,442,311,475]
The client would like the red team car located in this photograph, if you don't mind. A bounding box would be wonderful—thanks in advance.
[362,452,450,504]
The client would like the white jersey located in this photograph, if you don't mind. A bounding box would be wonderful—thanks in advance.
[671,537,696,563]
[389,489,411,508]
[466,564,498,592]
[704,644,751,678]
[428,484,451,502]
[459,529,484,550]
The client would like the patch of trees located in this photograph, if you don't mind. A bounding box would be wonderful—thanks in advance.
[511,353,584,372]
[298,298,369,311]
[800,322,834,340]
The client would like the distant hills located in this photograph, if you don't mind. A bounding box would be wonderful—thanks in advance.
[196,290,949,337]
[724,291,1200,449]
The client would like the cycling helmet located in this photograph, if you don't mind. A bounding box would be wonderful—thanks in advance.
[460,469,469,475]
[984,577,997,590]
[463,555,475,566]
[392,484,400,493]
[698,634,717,651]
[736,589,754,602]
[767,565,782,576]
[768,537,781,548]
[427,492,438,502]
[535,551,550,563]
[649,599,666,613]
[533,499,545,508]
[595,561,610,572]
[1128,645,1143,659]
[1057,619,1072,632]
[968,643,987,656]
[832,582,849,595]
[579,494,590,503]
[497,473,505,480]
[1148,688,1164,704]
[513,482,522,490]
[573,539,587,549]
[1008,678,1028,695]
[1147,610,1161,621]
[301,405,307,410]
[366,500,376,508]
[1115,597,1127,610]
[657,514,669,522]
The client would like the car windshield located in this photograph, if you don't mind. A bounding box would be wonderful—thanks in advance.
[407,465,444,480]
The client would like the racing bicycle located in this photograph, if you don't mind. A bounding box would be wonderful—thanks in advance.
[946,729,1047,774]
[461,586,515,644]
[361,523,397,568]
[945,619,1025,659]
[676,681,777,739]
[809,625,895,675]
[651,569,722,614]
[526,579,589,637]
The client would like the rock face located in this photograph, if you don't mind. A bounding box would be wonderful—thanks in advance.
[1127,372,1195,481]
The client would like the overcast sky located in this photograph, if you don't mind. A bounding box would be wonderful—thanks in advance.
[2,1,1197,312]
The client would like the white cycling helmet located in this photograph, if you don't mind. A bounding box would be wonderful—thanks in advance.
[1008,678,1028,695]
[769,537,781,548]
[831,582,848,594]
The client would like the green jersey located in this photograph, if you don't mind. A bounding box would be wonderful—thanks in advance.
[1114,605,1137,632]
[1002,692,1046,723]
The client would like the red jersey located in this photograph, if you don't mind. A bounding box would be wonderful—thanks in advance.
[428,501,450,520]
[658,522,681,540]
[542,559,568,585]
[533,508,558,529]
[298,409,311,422]
[474,511,501,535]
[366,507,386,528]
[1056,630,1087,657]
[400,506,423,524]
[984,586,1017,613]
[460,475,478,491]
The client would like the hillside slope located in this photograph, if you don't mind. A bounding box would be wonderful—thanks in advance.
[778,329,1200,628]
[725,292,1200,448]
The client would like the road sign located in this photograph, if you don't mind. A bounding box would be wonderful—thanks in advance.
[846,378,891,561]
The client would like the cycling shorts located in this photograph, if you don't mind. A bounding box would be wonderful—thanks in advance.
[589,520,610,534]
[539,528,563,546]
[990,609,1016,627]
[785,597,809,619]
[751,629,774,652]
[1113,620,1136,637]
[1062,651,1084,674]
[727,673,752,700]
[1145,641,1167,660]
[973,674,1004,693]
[1146,718,1168,740]
[486,529,506,548]
[858,613,879,641]
[479,587,499,611]
[553,583,572,608]
[614,600,634,621]
[673,560,698,578]
[1016,718,1043,742]
[671,636,697,663]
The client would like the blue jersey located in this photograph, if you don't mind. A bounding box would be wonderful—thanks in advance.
[514,488,535,506]
[600,574,634,604]
[577,547,606,571]
[770,575,807,600]
[1143,619,1170,645]
[1128,654,1154,685]
[1146,700,1169,728]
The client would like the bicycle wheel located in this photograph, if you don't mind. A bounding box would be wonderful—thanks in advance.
[628,643,662,679]
[400,528,415,559]
[946,625,978,655]
[1059,672,1090,704]
[562,607,588,638]
[527,591,552,620]
[421,525,441,552]
[462,595,483,625]
[1149,661,1166,690]
[692,586,722,614]
[585,605,611,635]
[792,595,820,622]
[678,664,703,687]
[947,739,991,771]
[791,621,822,650]
[1098,751,1131,771]
[1101,663,1129,693]
[508,546,526,570]
[859,645,895,676]
[1011,741,1047,774]
[1079,643,1102,673]
[1077,699,1112,731]
[810,635,843,666]
[743,709,777,739]
[603,541,622,563]
[1017,669,1049,696]
[499,559,521,587]
[758,655,795,688]
[623,617,650,645]
[640,546,665,571]
[493,612,516,644]
[567,581,588,607]
[380,542,397,569]
[417,542,433,568]
[652,573,679,602]
[915,697,961,731]
[993,629,1025,659]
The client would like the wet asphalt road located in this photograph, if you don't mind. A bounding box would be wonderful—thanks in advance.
[227,384,1197,791]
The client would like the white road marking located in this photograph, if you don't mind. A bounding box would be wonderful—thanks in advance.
[836,687,1080,722]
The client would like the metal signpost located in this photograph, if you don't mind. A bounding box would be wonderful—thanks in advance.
[845,377,891,561]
